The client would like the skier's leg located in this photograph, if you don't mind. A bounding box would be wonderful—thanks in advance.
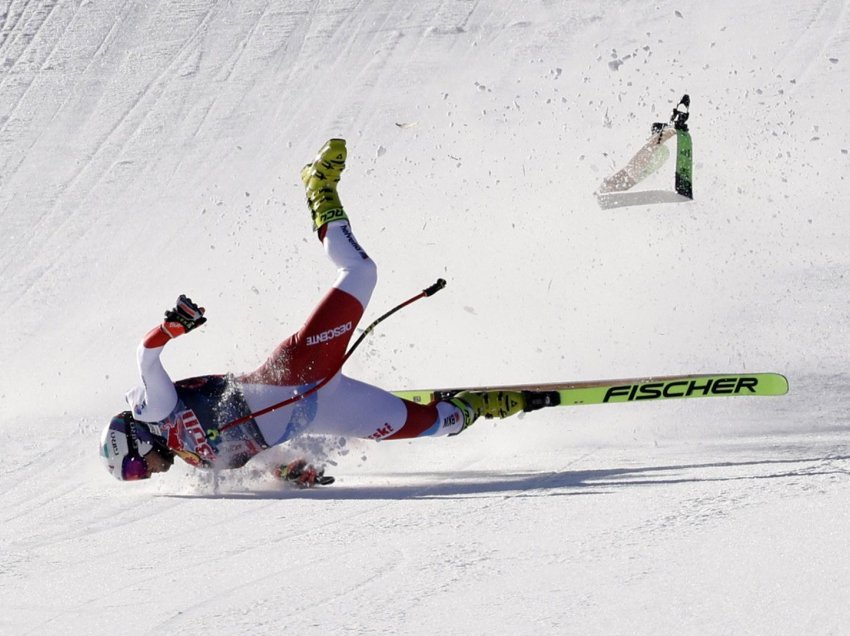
[292,138,378,365]
[302,138,348,233]
[322,220,377,308]
[240,223,375,386]
[302,136,377,327]
[312,382,530,440]
[309,376,469,439]
[240,139,375,386]
[445,390,526,435]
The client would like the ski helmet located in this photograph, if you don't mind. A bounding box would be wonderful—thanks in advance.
[100,411,171,481]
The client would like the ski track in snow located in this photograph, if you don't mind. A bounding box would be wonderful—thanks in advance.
[2,0,850,633]
[771,0,848,83]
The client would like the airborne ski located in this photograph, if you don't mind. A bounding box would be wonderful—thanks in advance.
[672,95,693,198]
[393,372,788,413]
[597,94,693,200]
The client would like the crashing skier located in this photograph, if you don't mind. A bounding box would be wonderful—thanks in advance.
[100,139,524,486]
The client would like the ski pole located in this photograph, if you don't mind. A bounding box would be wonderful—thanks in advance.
[218,278,447,434]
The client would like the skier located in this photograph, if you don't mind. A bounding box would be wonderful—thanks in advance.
[100,139,526,485]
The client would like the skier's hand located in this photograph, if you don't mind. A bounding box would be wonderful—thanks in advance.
[274,459,324,487]
[161,295,207,339]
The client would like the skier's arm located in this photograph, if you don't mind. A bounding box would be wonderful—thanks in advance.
[125,296,207,422]
[125,341,178,422]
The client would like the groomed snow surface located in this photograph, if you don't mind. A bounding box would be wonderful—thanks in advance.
[2,0,849,633]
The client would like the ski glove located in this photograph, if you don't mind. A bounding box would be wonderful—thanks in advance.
[161,295,207,339]
[274,459,330,487]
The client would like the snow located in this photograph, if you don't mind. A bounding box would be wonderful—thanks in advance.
[1,0,849,633]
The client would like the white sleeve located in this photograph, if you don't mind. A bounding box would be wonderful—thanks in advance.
[125,343,178,422]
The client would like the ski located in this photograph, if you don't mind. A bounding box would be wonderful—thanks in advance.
[597,126,675,194]
[392,372,788,412]
[672,95,693,198]
[674,128,693,198]
[597,94,692,199]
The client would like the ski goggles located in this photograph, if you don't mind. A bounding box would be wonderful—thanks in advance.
[122,420,152,481]
[122,453,151,481]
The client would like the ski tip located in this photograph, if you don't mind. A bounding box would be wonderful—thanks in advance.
[766,373,790,395]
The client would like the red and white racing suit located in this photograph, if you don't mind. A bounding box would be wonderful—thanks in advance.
[125,221,465,469]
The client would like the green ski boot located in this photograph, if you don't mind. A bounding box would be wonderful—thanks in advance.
[301,138,349,231]
[449,390,526,434]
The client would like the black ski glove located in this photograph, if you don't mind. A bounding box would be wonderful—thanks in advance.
[161,295,207,338]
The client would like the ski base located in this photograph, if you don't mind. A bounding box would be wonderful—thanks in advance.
[393,373,788,409]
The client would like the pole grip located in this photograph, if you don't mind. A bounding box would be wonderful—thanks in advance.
[423,278,447,297]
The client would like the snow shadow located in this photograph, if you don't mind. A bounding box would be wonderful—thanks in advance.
[595,190,692,209]
[160,453,849,501]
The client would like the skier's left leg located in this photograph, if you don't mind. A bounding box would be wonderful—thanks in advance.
[311,375,469,439]
[308,378,526,440]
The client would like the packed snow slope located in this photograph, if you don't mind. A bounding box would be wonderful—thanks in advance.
[2,0,849,633]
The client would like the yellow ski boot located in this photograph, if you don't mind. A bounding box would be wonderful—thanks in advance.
[301,138,348,232]
[449,390,526,434]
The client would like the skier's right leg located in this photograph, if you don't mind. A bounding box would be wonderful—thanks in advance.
[239,139,375,387]
[303,137,377,308]
[302,138,349,235]
[289,138,377,376]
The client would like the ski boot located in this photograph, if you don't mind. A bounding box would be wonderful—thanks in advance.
[274,458,335,487]
[301,138,348,232]
[449,390,526,434]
